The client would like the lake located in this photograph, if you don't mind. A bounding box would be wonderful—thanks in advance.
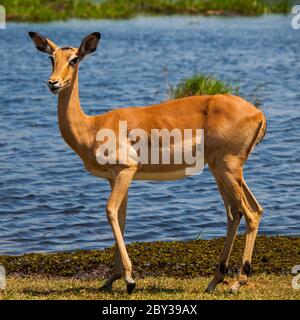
[0,15,299,255]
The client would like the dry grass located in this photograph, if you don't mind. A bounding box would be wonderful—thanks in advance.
[1,274,299,300]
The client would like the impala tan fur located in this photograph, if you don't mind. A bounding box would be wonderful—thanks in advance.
[29,31,267,294]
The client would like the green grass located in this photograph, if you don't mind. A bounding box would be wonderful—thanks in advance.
[170,74,239,98]
[1,0,293,22]
[1,274,299,299]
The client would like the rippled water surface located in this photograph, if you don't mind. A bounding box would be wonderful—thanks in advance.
[0,16,299,255]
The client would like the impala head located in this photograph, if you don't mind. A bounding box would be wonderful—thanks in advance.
[28,32,101,94]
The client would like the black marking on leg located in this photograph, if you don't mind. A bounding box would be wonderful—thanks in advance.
[243,260,252,275]
[219,262,228,275]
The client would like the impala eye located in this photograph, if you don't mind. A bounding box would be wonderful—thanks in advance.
[69,57,78,66]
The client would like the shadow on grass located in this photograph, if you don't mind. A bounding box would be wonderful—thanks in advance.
[22,286,101,297]
[137,286,184,294]
[21,285,184,297]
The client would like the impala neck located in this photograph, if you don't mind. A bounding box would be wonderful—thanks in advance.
[57,66,91,159]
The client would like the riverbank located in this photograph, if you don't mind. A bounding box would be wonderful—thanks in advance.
[0,236,299,299]
[0,236,298,278]
[2,0,292,22]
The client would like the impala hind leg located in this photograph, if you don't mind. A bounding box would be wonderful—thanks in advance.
[103,166,137,294]
[208,155,263,293]
[100,182,128,292]
[230,179,263,294]
[205,168,242,292]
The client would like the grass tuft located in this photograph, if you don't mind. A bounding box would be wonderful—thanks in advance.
[170,74,239,98]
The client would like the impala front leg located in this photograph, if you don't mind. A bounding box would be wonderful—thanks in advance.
[104,166,137,294]
[100,181,128,292]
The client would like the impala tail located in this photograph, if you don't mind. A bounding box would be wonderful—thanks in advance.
[246,110,267,160]
[255,111,267,147]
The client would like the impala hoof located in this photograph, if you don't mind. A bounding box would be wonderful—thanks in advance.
[126,282,136,294]
[229,287,239,295]
[99,284,112,293]
[205,282,218,293]
[229,282,240,295]
[204,287,215,293]
[205,278,221,293]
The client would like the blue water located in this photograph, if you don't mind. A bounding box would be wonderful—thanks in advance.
[0,15,299,255]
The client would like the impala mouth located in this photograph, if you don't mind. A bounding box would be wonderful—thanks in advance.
[49,87,62,95]
[48,81,70,95]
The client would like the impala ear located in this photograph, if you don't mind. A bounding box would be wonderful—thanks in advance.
[28,32,58,54]
[77,32,101,61]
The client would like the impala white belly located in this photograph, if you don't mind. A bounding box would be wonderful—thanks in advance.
[91,128,205,180]
[134,169,188,181]
[89,167,203,181]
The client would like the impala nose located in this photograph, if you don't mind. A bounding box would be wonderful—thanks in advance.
[48,79,60,89]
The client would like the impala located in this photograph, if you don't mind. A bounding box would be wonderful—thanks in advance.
[29,31,267,294]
